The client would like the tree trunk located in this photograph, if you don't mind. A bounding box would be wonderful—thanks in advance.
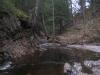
[32,0,40,27]
[52,0,55,37]
[79,0,86,23]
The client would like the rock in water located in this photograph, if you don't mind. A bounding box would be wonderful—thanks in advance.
[0,61,12,71]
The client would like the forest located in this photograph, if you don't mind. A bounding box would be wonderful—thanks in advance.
[0,0,100,75]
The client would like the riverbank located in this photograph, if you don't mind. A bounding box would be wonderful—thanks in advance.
[57,18,100,45]
[1,43,100,75]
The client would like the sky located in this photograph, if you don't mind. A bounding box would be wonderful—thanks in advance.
[72,0,90,14]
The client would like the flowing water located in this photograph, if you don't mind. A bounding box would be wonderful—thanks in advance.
[68,45,100,53]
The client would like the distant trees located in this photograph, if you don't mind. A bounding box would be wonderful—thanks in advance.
[90,0,100,16]
[40,0,71,34]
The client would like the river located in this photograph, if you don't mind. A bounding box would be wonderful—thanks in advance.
[0,43,100,75]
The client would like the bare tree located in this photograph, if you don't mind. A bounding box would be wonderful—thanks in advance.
[79,0,86,23]
[32,0,40,27]
[52,0,55,36]
[68,0,74,25]
[42,15,48,34]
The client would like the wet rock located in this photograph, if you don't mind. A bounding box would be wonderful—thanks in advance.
[81,64,93,74]
[39,43,100,74]
[84,60,100,75]
[64,60,100,75]
[0,61,12,71]
[64,62,86,75]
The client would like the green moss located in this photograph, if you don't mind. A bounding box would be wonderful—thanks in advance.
[0,0,29,18]
[13,9,28,18]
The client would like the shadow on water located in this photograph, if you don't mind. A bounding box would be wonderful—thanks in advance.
[3,63,64,75]
[1,43,100,75]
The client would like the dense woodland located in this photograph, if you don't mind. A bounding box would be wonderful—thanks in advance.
[0,0,100,75]
[0,0,100,37]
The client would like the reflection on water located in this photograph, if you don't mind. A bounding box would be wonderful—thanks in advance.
[1,43,100,75]
[2,60,100,75]
[4,63,64,75]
